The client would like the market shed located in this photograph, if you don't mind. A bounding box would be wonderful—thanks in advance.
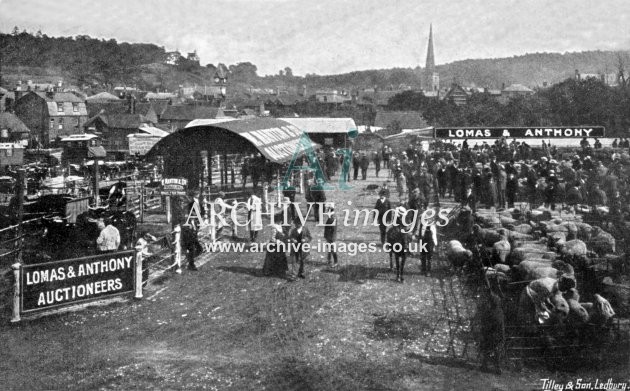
[146,117,314,190]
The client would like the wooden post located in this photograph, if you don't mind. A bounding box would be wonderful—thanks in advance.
[93,159,100,207]
[262,181,269,213]
[174,224,182,274]
[166,196,171,224]
[134,244,144,299]
[209,151,214,188]
[200,150,209,202]
[223,153,228,190]
[207,199,216,242]
[16,169,25,264]
[11,262,21,323]
[276,169,282,206]
[139,183,145,224]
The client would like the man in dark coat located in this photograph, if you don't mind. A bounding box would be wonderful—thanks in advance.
[360,152,370,180]
[373,152,381,178]
[418,168,433,209]
[374,190,392,245]
[288,219,312,279]
[506,173,519,208]
[352,152,360,181]
[544,172,559,210]
[310,179,327,222]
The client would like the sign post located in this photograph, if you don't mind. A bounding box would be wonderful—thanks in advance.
[134,244,143,299]
[19,251,136,315]
[11,262,21,323]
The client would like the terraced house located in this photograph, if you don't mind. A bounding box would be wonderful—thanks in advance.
[14,88,88,148]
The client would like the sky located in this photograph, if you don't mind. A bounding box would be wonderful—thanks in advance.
[0,0,629,76]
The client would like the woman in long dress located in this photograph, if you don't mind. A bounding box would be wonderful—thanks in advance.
[262,223,288,277]
[246,192,263,241]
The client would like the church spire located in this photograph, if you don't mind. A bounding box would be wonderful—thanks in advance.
[425,24,435,72]
[423,24,439,94]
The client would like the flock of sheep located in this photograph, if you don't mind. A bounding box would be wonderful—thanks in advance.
[444,206,627,372]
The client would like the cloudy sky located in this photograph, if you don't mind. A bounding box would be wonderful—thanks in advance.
[0,0,628,75]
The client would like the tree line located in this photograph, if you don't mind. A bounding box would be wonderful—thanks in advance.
[387,77,630,136]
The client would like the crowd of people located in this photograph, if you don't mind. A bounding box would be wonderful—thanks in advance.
[176,135,630,283]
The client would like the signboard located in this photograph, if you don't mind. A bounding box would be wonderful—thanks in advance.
[324,137,334,146]
[128,135,162,156]
[21,251,135,313]
[434,126,605,139]
[161,177,188,196]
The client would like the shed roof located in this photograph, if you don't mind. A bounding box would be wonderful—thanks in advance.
[137,124,169,137]
[85,113,149,129]
[0,112,30,134]
[60,133,99,142]
[161,105,225,121]
[148,117,312,163]
[280,117,356,135]
[32,91,85,103]
[86,92,120,102]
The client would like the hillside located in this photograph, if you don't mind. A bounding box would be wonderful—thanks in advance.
[1,30,628,93]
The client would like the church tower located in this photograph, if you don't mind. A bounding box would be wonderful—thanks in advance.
[423,24,439,94]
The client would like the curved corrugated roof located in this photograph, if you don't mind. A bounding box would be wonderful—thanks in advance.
[148,117,312,163]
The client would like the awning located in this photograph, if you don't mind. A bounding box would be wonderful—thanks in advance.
[148,117,314,163]
[88,146,107,158]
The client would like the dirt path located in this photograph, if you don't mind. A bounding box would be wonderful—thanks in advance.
[1,167,628,390]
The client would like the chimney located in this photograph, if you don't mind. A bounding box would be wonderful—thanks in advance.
[55,80,62,92]
[14,81,24,101]
[128,94,136,114]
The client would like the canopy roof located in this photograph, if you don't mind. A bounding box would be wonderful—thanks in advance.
[279,117,356,135]
[148,117,312,163]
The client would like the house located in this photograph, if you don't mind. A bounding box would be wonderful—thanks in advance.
[443,84,470,106]
[85,99,158,124]
[144,91,178,101]
[264,94,306,116]
[159,105,227,131]
[374,111,428,132]
[356,89,400,107]
[0,112,31,143]
[83,113,155,159]
[187,51,200,64]
[59,133,105,164]
[14,89,88,148]
[315,90,351,104]
[501,84,534,100]
[198,65,229,101]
